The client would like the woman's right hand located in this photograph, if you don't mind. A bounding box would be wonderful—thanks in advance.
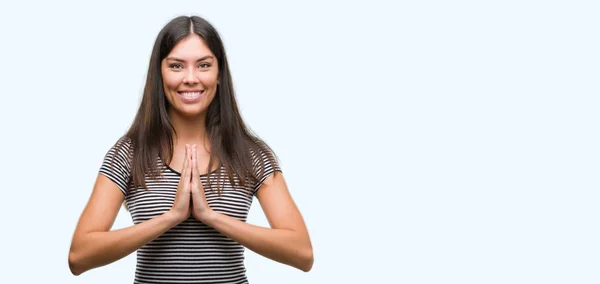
[169,144,192,222]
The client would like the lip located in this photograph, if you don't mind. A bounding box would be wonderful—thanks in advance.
[177,90,204,103]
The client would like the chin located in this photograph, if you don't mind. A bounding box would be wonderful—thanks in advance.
[178,110,204,118]
[167,104,203,118]
[184,107,208,118]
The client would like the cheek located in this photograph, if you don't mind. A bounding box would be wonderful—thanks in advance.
[199,73,219,87]
[200,67,219,86]
[162,71,182,90]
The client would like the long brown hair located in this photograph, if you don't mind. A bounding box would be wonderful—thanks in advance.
[114,15,277,194]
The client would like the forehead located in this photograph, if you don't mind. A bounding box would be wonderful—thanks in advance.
[167,34,214,60]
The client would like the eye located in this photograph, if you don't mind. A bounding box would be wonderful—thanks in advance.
[169,63,183,70]
[199,63,211,69]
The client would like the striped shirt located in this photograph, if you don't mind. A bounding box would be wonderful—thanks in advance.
[99,137,281,284]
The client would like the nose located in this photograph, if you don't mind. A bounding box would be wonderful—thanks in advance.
[182,68,200,84]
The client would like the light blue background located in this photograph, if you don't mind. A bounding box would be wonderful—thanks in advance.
[0,0,598,283]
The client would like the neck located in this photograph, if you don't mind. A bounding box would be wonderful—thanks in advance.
[168,108,208,147]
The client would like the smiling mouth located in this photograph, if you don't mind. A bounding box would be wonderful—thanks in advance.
[177,90,204,99]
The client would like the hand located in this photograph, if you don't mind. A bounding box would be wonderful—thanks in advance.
[168,144,193,223]
[190,144,214,222]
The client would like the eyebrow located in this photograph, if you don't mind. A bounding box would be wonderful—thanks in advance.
[165,55,214,62]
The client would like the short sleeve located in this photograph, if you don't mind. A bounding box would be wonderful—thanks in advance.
[251,142,282,194]
[98,137,133,196]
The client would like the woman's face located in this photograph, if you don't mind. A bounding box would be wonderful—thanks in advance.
[161,34,219,118]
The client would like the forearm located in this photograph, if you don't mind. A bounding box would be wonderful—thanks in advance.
[69,212,181,275]
[203,211,313,272]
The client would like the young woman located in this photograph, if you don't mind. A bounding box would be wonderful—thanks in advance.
[68,15,313,283]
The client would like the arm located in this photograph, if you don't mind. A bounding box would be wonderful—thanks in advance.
[199,172,314,272]
[68,174,183,276]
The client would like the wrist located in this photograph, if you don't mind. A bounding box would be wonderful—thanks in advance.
[165,210,187,225]
[198,209,218,225]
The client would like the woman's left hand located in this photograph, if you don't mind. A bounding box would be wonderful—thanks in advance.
[190,144,214,222]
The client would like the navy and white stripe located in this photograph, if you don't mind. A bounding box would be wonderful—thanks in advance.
[99,137,281,284]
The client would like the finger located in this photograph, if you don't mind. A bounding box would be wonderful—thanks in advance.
[192,145,198,175]
[188,145,194,180]
[196,146,204,177]
[188,144,193,167]
[191,145,199,187]
[187,145,194,190]
[181,144,189,170]
[181,144,191,185]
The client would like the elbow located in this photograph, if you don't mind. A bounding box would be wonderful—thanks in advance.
[68,250,85,276]
[299,247,314,272]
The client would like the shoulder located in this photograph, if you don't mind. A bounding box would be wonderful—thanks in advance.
[248,138,277,160]
[114,136,133,151]
[112,136,134,156]
[103,136,134,166]
[246,138,282,192]
[99,136,135,195]
[247,138,281,172]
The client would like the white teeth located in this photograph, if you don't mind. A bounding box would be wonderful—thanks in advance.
[180,92,201,98]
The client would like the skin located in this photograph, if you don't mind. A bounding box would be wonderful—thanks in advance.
[68,34,313,275]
